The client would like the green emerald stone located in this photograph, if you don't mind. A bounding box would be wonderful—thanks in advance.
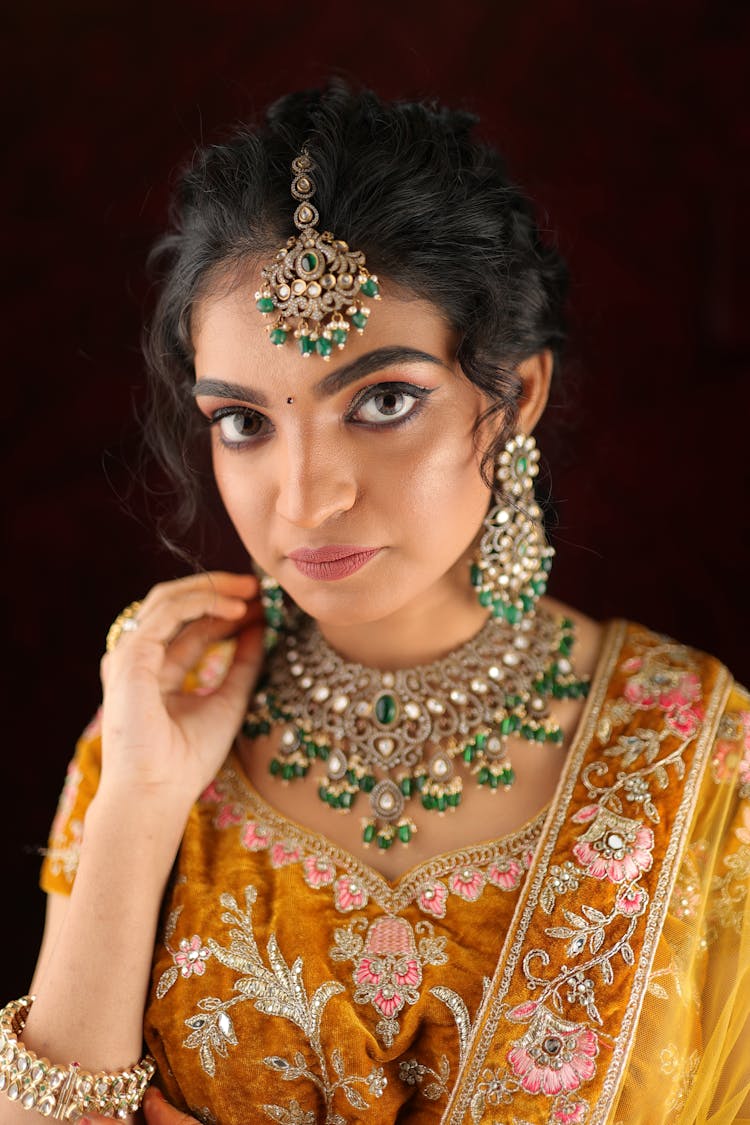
[501,767,515,786]
[400,777,413,796]
[351,311,368,329]
[437,796,448,811]
[516,456,528,474]
[282,764,294,780]
[470,563,482,587]
[375,693,397,724]
[360,278,379,297]
[422,794,434,810]
[489,773,499,789]
[298,335,315,356]
[505,604,521,625]
[501,716,514,735]
[447,792,460,807]
[256,297,275,313]
[340,792,353,809]
[478,590,492,607]
[475,733,487,749]
[332,327,348,345]
[398,823,411,843]
[316,337,332,357]
[270,328,288,345]
[532,579,547,596]
[542,557,553,573]
[363,823,376,843]
[301,252,318,271]
[377,834,392,850]
[361,775,375,792]
[478,766,490,784]
[270,759,281,775]
[535,728,547,742]
[463,745,475,763]
[521,594,534,613]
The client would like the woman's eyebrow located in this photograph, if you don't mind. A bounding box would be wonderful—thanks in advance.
[192,346,447,406]
[312,346,447,397]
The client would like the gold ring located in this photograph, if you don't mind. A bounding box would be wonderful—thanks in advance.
[105,600,143,653]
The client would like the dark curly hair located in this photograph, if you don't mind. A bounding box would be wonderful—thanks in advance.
[142,81,569,557]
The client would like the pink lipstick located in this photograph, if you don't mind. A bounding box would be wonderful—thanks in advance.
[287,545,382,581]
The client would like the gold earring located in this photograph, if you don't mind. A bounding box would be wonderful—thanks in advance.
[471,433,554,625]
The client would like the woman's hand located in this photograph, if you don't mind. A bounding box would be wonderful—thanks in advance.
[81,1087,199,1124]
[98,571,264,811]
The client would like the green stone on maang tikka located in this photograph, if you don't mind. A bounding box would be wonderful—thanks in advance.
[298,335,315,356]
[270,328,288,346]
[360,278,379,297]
[351,311,368,329]
[315,337,332,358]
[256,296,275,313]
[331,327,347,346]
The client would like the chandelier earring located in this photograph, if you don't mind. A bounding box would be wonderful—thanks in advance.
[251,565,296,649]
[471,433,554,626]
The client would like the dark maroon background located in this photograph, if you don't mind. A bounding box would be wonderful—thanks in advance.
[3,1,749,1002]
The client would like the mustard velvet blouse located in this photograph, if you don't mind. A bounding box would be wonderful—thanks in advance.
[40,622,750,1124]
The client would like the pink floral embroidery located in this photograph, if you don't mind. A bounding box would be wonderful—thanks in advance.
[553,1098,588,1123]
[200,781,223,804]
[241,821,272,851]
[615,886,648,917]
[270,841,300,867]
[215,803,244,829]
[173,935,211,978]
[191,640,234,695]
[658,672,701,711]
[665,705,703,739]
[449,866,486,901]
[488,857,524,890]
[334,875,368,912]
[302,855,336,888]
[572,809,654,884]
[352,917,423,1031]
[507,1008,598,1096]
[417,880,448,918]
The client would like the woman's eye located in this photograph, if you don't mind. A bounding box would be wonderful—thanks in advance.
[212,410,266,446]
[351,385,424,426]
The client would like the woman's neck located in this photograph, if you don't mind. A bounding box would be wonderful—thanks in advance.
[314,573,491,670]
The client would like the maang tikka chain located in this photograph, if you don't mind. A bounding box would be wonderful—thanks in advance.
[255,150,381,359]
[471,432,554,626]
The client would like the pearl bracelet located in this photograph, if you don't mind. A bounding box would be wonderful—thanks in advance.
[0,996,156,1120]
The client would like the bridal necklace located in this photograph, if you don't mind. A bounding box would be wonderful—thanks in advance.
[244,608,589,850]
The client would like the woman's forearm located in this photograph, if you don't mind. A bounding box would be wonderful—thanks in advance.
[22,786,189,1071]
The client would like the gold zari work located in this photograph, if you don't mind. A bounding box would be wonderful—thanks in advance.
[40,622,750,1123]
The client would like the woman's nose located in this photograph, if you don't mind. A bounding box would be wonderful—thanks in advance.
[274,433,358,529]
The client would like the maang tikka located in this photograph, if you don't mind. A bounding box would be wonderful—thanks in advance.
[255,150,381,358]
[471,432,554,625]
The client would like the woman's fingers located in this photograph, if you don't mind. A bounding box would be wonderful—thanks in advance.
[77,1088,200,1125]
[159,598,264,691]
[142,1087,200,1124]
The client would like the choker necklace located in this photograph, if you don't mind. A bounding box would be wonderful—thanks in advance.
[243,609,589,850]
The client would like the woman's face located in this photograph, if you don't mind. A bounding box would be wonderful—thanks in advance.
[192,279,497,629]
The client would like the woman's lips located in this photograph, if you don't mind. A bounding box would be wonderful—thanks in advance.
[287,545,382,581]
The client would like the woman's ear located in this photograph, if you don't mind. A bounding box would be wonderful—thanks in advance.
[515,349,553,434]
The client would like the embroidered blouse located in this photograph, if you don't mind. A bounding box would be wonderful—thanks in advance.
[40,621,750,1124]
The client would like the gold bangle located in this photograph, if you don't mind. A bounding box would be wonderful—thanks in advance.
[105,600,143,654]
[0,996,156,1120]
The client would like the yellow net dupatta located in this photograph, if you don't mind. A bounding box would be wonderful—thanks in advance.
[444,620,740,1125]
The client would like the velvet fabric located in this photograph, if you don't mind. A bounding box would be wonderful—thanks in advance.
[41,621,750,1122]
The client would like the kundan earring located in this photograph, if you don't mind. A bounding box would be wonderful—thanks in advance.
[251,565,293,649]
[471,433,554,626]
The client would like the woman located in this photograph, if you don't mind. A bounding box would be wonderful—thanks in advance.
[2,85,748,1124]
